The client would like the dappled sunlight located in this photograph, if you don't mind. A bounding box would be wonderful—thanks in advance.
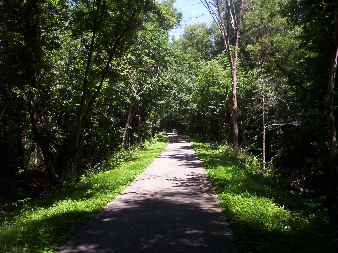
[0,141,166,253]
[220,192,292,231]
[2,0,336,252]
[58,136,235,253]
[193,141,334,253]
[59,198,233,253]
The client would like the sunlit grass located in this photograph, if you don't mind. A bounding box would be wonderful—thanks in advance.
[0,138,167,253]
[193,142,334,253]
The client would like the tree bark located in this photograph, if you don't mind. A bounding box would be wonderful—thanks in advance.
[200,0,245,152]
[68,0,102,177]
[262,84,266,170]
[122,103,136,148]
[229,57,239,151]
[67,3,135,176]
[24,0,59,185]
[327,8,338,227]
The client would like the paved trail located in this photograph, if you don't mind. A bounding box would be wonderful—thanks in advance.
[59,135,235,253]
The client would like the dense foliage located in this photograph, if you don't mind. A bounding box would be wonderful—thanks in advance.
[193,141,335,253]
[161,0,337,230]
[0,0,337,251]
[0,0,178,197]
[0,138,166,252]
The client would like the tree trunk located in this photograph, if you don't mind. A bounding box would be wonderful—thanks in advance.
[262,86,266,170]
[327,9,338,227]
[122,103,136,148]
[29,111,59,186]
[66,0,101,177]
[24,0,59,185]
[229,56,239,152]
[66,1,131,175]
[200,0,245,152]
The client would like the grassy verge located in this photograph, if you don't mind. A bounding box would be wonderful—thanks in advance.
[0,138,167,253]
[192,141,335,253]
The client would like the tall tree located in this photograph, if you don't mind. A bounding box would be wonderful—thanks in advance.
[0,0,167,191]
[327,3,338,226]
[60,0,157,178]
[201,0,245,151]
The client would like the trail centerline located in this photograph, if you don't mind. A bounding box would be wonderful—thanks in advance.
[59,135,235,253]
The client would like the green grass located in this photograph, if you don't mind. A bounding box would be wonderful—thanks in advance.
[192,141,335,253]
[0,138,167,253]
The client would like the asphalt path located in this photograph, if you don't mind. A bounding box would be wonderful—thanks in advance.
[59,135,235,253]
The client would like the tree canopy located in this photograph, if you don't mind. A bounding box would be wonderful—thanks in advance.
[0,0,337,246]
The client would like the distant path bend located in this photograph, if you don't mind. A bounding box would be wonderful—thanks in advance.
[59,135,235,253]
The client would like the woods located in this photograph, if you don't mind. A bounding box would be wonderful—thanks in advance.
[162,0,338,235]
[1,0,177,192]
[201,0,245,152]
[0,0,337,252]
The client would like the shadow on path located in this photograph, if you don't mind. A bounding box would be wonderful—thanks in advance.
[60,198,234,253]
[59,135,235,253]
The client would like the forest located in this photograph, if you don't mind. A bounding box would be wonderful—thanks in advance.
[0,0,337,252]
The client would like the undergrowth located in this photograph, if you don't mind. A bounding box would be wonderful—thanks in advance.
[192,141,335,253]
[0,137,167,253]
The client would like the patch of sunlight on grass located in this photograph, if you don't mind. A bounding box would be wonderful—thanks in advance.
[192,141,334,253]
[220,192,292,231]
[0,139,167,253]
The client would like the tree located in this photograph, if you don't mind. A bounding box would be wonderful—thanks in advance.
[201,0,246,152]
[114,2,178,148]
[0,0,176,195]
[285,0,338,226]
[179,23,213,59]
[327,3,338,226]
